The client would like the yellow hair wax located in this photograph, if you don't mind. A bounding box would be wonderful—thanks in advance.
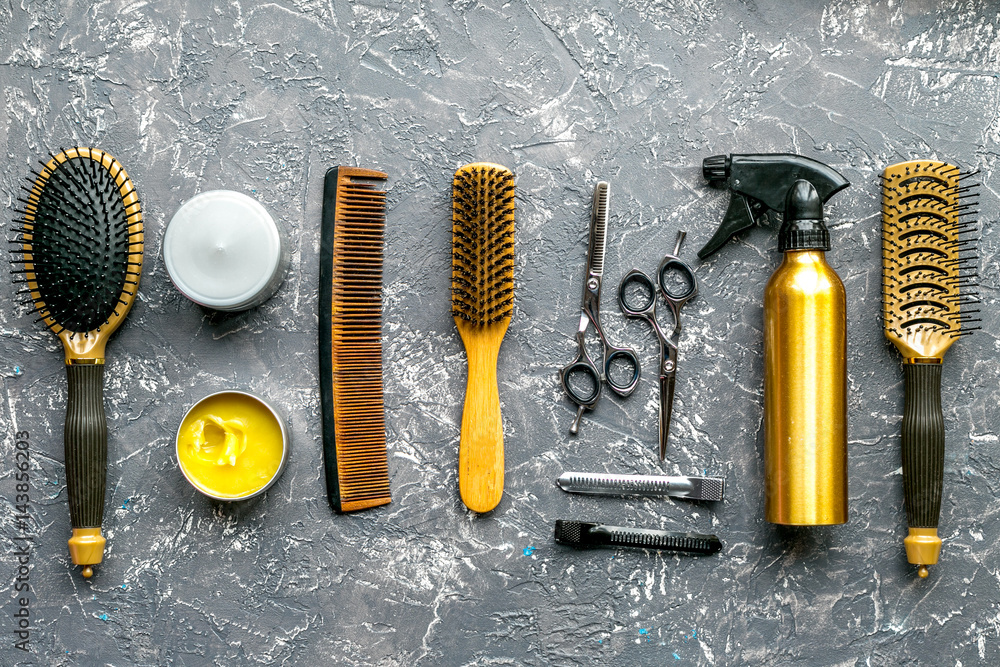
[177,392,286,500]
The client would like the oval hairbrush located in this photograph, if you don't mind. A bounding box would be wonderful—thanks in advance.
[10,147,143,577]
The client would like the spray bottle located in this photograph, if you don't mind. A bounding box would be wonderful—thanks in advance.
[699,154,850,525]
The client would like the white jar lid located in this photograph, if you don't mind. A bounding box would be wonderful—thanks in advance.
[164,190,286,311]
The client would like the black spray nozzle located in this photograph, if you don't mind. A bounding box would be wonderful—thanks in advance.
[778,179,829,252]
[702,154,731,182]
[784,179,823,220]
[697,154,849,259]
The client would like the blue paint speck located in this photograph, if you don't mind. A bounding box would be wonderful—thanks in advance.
[523,545,535,556]
[122,498,130,510]
[673,652,681,660]
[13,365,23,376]
[121,584,127,590]
[99,613,108,621]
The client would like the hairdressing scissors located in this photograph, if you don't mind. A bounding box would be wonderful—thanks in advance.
[560,182,640,435]
[617,230,698,460]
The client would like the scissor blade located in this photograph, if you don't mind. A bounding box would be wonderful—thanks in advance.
[659,374,676,461]
[587,181,610,278]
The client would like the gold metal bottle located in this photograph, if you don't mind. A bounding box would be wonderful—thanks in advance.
[764,247,847,525]
[699,156,851,528]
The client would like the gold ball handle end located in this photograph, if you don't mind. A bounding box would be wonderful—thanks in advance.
[905,527,941,577]
[69,527,105,575]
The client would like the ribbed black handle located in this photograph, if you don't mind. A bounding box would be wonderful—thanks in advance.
[902,362,944,529]
[65,364,107,529]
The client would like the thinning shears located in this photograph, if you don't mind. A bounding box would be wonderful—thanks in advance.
[618,231,698,460]
[560,182,640,435]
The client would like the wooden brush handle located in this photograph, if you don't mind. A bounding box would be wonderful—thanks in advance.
[458,321,507,513]
[901,361,944,573]
[65,364,108,570]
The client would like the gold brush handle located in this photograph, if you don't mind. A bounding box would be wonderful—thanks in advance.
[457,321,507,513]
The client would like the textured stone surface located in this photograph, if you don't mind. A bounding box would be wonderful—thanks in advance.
[1,0,999,664]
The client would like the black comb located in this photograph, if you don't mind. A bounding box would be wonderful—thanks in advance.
[554,520,722,555]
[881,160,980,577]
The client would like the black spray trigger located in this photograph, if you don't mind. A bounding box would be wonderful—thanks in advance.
[697,153,849,259]
[698,194,766,259]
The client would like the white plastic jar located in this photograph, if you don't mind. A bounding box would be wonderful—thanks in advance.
[163,190,289,311]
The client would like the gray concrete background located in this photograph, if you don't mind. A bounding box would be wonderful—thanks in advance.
[1,0,999,665]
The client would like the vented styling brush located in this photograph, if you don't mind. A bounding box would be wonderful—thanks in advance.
[881,159,979,578]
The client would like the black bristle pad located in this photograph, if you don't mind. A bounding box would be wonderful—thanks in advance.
[17,155,130,332]
[452,164,515,326]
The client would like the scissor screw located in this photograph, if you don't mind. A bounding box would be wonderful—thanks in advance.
[587,278,599,291]
[663,360,675,372]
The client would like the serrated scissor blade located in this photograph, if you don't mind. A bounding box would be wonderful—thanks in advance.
[587,181,609,278]
[556,471,725,501]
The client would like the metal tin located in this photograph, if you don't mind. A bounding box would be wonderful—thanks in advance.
[163,190,289,311]
[175,390,289,501]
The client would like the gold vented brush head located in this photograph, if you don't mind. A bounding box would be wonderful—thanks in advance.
[882,160,980,360]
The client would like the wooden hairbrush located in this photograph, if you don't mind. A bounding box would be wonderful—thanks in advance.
[319,166,391,513]
[10,147,143,577]
[452,162,515,513]
[882,159,979,577]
